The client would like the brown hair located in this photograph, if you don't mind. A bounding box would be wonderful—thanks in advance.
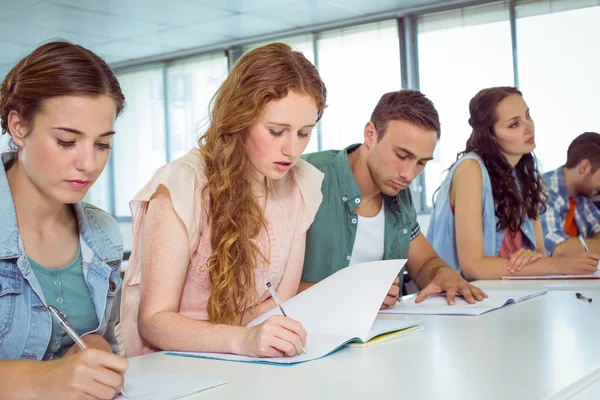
[459,86,546,232]
[370,90,440,139]
[0,41,124,144]
[565,132,600,172]
[199,43,326,325]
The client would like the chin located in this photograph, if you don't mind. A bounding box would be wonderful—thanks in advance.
[57,191,87,205]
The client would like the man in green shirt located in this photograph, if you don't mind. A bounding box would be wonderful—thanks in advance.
[301,90,486,307]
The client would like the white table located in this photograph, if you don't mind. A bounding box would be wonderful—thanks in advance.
[474,279,600,292]
[126,283,600,400]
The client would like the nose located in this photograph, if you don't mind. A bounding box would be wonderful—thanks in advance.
[75,143,96,174]
[399,161,418,183]
[282,135,299,159]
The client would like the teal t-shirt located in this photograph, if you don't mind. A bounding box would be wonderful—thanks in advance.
[29,246,98,360]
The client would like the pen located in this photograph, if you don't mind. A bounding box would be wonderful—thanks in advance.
[576,292,592,303]
[265,282,306,354]
[48,306,130,398]
[578,234,590,252]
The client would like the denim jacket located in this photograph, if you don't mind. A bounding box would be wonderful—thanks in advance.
[427,152,536,275]
[0,153,123,360]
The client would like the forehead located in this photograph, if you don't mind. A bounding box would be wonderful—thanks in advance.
[495,94,527,121]
[379,119,437,159]
[261,91,317,123]
[35,95,116,128]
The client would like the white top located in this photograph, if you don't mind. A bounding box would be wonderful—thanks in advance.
[349,202,385,266]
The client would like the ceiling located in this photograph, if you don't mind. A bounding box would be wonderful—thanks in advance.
[0,0,466,77]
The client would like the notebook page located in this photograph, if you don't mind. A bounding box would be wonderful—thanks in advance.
[379,289,547,316]
[114,372,225,400]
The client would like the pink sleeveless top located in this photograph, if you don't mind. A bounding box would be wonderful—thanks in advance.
[117,149,323,357]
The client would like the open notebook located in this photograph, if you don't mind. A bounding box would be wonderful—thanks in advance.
[502,270,600,280]
[114,372,225,400]
[166,260,423,365]
[379,289,547,316]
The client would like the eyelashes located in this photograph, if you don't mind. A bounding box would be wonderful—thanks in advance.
[57,140,111,150]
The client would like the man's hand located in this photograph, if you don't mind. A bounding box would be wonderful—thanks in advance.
[415,267,487,305]
[380,276,400,310]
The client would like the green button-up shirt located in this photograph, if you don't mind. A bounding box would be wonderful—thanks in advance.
[301,144,420,283]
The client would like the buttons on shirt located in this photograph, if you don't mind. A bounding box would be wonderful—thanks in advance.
[54,280,61,286]
[403,229,408,234]
[351,218,357,224]
[46,353,54,360]
[346,255,351,261]
[342,196,347,201]
[56,297,63,304]
[355,198,361,204]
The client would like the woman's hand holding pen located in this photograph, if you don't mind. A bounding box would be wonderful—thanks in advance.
[63,334,113,357]
[38,349,128,400]
[238,315,307,358]
[556,252,600,275]
[380,276,400,310]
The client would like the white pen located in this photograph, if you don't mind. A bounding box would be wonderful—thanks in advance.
[48,305,130,398]
[265,282,306,354]
[578,234,590,252]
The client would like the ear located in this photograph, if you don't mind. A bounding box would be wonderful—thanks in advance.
[364,121,377,149]
[7,110,28,148]
[578,159,592,175]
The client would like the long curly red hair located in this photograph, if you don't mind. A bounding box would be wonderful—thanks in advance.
[199,43,326,325]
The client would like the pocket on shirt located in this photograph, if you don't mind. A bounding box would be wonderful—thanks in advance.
[0,268,23,339]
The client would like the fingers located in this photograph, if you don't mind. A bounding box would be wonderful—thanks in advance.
[84,377,122,400]
[507,249,525,271]
[89,365,124,396]
[87,349,128,374]
[458,284,476,304]
[393,276,400,285]
[415,283,439,304]
[445,287,457,306]
[381,283,400,308]
[269,315,306,346]
[508,250,541,273]
[272,327,305,356]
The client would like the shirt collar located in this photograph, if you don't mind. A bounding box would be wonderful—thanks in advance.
[333,144,403,214]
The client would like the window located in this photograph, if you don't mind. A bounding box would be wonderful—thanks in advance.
[166,52,228,160]
[516,0,600,173]
[418,2,515,208]
[317,21,401,152]
[112,66,167,218]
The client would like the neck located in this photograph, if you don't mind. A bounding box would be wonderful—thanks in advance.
[347,145,382,203]
[562,166,579,198]
[249,167,267,198]
[6,161,73,232]
[502,152,522,169]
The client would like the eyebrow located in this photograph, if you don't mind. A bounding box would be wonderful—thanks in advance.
[266,121,316,129]
[52,127,115,137]
[395,146,434,162]
[507,108,530,122]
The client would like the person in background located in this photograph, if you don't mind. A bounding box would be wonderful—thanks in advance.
[427,87,599,280]
[0,41,128,399]
[541,132,600,255]
[300,90,486,306]
[118,43,327,359]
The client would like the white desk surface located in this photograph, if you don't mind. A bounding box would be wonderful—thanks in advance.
[126,284,600,400]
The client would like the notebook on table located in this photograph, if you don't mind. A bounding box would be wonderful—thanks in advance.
[166,260,423,365]
[502,270,600,280]
[379,289,547,316]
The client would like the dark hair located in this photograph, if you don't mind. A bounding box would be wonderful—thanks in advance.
[565,132,600,172]
[0,41,125,144]
[370,90,440,139]
[371,90,440,139]
[459,86,546,232]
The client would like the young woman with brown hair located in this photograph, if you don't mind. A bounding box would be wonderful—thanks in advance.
[0,41,128,399]
[427,87,599,280]
[118,43,327,358]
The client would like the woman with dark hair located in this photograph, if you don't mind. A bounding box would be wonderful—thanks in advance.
[427,87,599,280]
[118,43,327,358]
[0,42,128,398]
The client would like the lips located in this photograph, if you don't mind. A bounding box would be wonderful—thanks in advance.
[66,180,90,189]
[526,137,535,144]
[274,161,293,172]
[391,180,407,190]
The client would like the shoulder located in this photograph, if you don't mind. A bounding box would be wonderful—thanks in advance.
[288,159,324,206]
[301,149,340,173]
[78,202,123,259]
[454,158,484,183]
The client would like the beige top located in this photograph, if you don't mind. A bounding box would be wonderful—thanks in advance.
[117,148,324,357]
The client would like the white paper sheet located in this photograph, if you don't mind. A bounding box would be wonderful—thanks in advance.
[114,372,225,400]
[379,289,547,316]
[502,269,600,280]
[167,260,422,365]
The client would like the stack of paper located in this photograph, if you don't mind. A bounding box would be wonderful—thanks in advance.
[379,289,547,316]
[166,260,423,365]
[502,270,600,280]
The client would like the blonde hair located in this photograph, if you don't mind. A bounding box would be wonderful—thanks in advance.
[199,43,326,325]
